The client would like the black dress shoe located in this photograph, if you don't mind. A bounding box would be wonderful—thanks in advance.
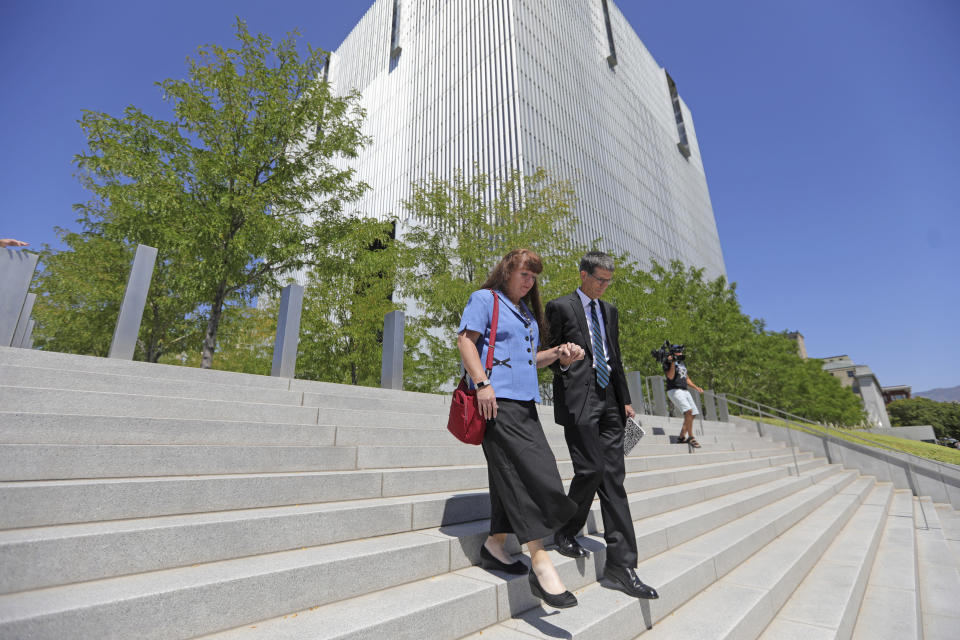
[528,569,578,608]
[603,565,659,599]
[480,543,528,574]
[554,532,589,558]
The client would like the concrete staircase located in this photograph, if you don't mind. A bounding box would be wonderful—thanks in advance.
[0,346,957,639]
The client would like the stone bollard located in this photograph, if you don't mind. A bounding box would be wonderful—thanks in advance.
[381,310,405,390]
[0,249,39,347]
[12,293,36,349]
[703,389,718,421]
[649,375,668,417]
[626,370,646,414]
[109,245,158,359]
[271,284,304,378]
[718,393,730,422]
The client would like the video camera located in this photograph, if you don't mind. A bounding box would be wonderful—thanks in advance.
[651,340,684,364]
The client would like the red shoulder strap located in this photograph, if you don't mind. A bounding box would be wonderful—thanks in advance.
[485,289,499,373]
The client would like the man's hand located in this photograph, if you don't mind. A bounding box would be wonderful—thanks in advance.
[0,239,28,248]
[557,343,585,367]
[625,404,636,419]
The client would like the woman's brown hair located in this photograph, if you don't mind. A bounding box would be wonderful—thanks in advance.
[480,249,548,340]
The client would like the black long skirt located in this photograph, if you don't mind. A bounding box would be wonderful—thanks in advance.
[482,398,577,544]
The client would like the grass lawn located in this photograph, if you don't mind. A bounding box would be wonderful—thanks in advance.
[745,415,960,466]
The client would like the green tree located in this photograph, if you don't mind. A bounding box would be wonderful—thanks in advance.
[888,397,960,439]
[158,302,276,374]
[606,260,865,425]
[73,19,368,368]
[31,231,129,357]
[295,217,406,386]
[399,167,586,392]
[32,229,195,361]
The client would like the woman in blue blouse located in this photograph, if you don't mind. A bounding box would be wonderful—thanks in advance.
[457,249,585,609]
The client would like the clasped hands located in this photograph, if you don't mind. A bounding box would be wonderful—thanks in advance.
[556,342,585,367]
[475,343,585,421]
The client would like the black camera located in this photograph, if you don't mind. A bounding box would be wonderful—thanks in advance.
[651,340,684,364]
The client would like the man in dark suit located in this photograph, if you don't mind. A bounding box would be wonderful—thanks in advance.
[545,251,659,600]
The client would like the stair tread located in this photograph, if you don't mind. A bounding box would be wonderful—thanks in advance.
[458,471,860,640]
[193,468,854,640]
[0,463,839,636]
[758,482,892,639]
[853,490,923,639]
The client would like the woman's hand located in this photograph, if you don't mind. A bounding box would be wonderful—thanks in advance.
[557,343,585,367]
[477,384,497,419]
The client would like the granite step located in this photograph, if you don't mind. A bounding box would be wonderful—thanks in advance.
[202,467,856,640]
[850,490,922,640]
[933,502,960,560]
[914,497,960,640]
[0,346,447,405]
[0,454,821,593]
[0,364,304,407]
[757,482,892,639]
[0,441,785,481]
[0,465,845,640]
[0,445,803,528]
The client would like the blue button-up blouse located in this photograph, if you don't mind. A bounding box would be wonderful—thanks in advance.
[457,289,541,402]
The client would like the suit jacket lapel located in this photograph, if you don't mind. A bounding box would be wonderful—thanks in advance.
[568,293,592,358]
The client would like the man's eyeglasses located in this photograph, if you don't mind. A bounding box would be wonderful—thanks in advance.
[588,273,613,286]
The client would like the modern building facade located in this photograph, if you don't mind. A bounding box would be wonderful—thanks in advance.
[324,0,726,278]
[822,355,892,428]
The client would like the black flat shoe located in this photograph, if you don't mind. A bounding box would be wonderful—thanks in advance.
[528,569,578,608]
[480,543,528,574]
[603,565,659,599]
[554,532,589,558]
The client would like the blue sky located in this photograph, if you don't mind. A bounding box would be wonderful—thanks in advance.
[1,1,958,393]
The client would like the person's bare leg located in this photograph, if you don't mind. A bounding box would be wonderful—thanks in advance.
[483,533,513,564]
[528,539,567,594]
[681,410,695,439]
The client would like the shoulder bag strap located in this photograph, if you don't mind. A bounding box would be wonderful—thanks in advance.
[484,289,499,376]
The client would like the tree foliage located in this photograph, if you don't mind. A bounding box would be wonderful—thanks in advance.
[295,217,405,385]
[72,19,368,368]
[31,230,129,358]
[607,260,866,425]
[888,397,960,439]
[398,167,587,392]
[32,228,195,361]
[158,303,276,374]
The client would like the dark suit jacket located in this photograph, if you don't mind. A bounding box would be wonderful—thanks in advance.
[546,293,631,427]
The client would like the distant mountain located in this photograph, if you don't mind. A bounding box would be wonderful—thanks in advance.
[914,385,960,403]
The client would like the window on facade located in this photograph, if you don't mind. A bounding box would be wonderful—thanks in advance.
[601,0,618,68]
[390,0,402,59]
[665,72,691,158]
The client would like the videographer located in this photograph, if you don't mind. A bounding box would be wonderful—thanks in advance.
[663,344,704,448]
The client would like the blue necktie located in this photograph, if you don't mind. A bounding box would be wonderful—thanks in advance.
[589,300,610,388]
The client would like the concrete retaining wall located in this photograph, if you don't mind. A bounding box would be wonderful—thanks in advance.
[864,425,937,443]
[736,418,960,509]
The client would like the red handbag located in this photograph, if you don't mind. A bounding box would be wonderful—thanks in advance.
[447,290,499,444]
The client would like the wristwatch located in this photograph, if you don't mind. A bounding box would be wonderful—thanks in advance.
[475,379,491,389]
